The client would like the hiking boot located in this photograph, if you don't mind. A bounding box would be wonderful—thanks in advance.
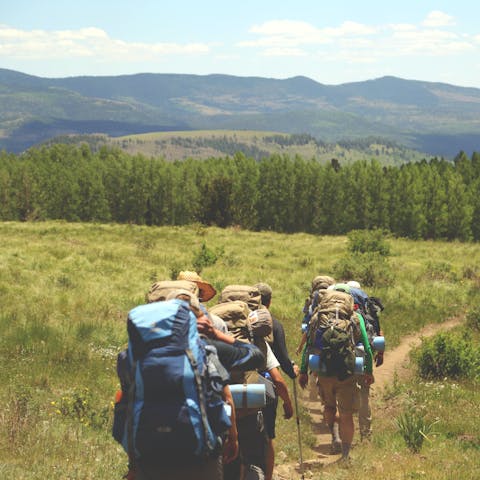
[330,439,342,454]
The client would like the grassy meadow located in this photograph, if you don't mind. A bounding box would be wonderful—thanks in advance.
[1,221,479,479]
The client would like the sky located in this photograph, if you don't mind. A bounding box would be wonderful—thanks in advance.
[1,0,480,88]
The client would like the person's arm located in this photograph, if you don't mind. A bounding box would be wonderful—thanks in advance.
[221,385,238,464]
[268,366,293,419]
[271,319,297,379]
[205,338,265,372]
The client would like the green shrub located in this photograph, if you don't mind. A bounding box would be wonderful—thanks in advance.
[347,229,391,257]
[466,306,480,331]
[333,252,393,287]
[413,331,480,380]
[192,242,223,272]
[396,408,437,453]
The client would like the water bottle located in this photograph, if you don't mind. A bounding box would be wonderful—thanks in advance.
[355,343,365,375]
[372,336,385,352]
[308,354,327,373]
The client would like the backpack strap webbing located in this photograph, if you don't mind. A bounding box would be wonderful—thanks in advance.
[126,359,137,472]
[185,348,215,455]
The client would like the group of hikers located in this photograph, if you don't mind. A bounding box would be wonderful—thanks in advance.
[112,271,385,480]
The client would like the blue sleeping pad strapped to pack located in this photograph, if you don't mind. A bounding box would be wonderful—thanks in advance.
[121,299,229,467]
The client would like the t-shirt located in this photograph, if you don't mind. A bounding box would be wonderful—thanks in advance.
[265,341,280,371]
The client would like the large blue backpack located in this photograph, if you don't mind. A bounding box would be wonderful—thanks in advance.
[114,298,231,467]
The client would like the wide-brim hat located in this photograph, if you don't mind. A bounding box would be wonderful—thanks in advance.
[177,271,217,302]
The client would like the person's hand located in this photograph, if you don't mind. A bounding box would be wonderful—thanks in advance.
[283,401,294,419]
[222,430,239,464]
[299,373,309,389]
[293,364,300,377]
[375,352,384,367]
[363,373,375,386]
[122,469,135,480]
[196,313,215,338]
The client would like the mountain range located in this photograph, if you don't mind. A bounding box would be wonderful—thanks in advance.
[1,68,479,157]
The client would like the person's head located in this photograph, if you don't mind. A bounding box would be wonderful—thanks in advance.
[254,282,273,308]
[346,280,361,289]
[177,271,217,302]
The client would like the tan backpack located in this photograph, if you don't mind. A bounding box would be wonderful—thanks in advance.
[218,284,262,311]
[146,280,199,303]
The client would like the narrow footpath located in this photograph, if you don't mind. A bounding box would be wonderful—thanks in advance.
[274,317,462,479]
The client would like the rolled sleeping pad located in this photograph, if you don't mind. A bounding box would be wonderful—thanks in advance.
[372,336,385,352]
[229,383,266,409]
[308,354,326,373]
[354,355,364,374]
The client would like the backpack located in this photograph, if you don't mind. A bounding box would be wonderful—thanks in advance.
[308,290,360,380]
[146,279,199,303]
[301,275,336,328]
[218,284,263,311]
[113,298,231,468]
[208,300,271,379]
[333,284,383,347]
[210,287,273,416]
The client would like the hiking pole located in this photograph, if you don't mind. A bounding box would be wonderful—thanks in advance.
[292,368,305,480]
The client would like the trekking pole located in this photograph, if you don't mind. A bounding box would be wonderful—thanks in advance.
[292,368,305,480]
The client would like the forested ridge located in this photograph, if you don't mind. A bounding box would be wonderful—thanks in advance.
[1,144,480,241]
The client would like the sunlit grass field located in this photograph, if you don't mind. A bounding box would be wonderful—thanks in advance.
[1,221,479,479]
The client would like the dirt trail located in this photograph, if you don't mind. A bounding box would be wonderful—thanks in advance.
[274,317,462,479]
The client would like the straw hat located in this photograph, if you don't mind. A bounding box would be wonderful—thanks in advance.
[177,271,217,302]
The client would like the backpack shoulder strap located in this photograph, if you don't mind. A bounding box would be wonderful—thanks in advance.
[185,347,215,455]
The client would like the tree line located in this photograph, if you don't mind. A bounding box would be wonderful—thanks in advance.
[1,144,479,241]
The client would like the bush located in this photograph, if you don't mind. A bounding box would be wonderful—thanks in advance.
[466,306,480,331]
[192,242,223,273]
[347,229,391,257]
[333,252,393,287]
[413,331,480,380]
[396,408,437,453]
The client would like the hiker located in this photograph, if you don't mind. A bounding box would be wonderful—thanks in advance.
[114,285,266,480]
[296,275,336,401]
[298,289,374,460]
[177,270,229,333]
[346,280,385,440]
[254,283,297,480]
[209,284,292,480]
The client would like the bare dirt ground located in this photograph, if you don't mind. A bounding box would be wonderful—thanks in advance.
[274,317,462,480]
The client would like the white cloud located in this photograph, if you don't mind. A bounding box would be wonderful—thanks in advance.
[0,25,210,60]
[261,47,307,57]
[243,19,376,49]
[422,10,456,28]
[392,29,473,55]
[240,15,477,64]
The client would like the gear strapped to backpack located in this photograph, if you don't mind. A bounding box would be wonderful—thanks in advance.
[308,290,360,380]
[332,284,384,350]
[113,298,231,468]
[210,285,274,416]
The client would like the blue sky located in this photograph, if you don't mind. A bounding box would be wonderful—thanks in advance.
[1,0,479,87]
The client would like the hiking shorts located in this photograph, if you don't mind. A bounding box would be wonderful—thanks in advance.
[317,375,359,414]
[262,395,279,439]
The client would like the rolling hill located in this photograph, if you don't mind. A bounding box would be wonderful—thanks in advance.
[1,68,479,157]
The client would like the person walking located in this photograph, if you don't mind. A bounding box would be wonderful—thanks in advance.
[298,289,373,461]
[254,283,297,480]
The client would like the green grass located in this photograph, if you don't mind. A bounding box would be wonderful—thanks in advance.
[0,221,479,478]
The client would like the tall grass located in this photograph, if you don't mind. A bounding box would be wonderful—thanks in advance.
[1,221,479,478]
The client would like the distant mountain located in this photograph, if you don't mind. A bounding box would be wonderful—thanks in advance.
[0,68,479,157]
